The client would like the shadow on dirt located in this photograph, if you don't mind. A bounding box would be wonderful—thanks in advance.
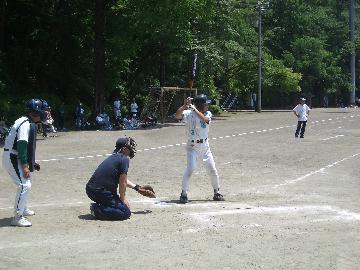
[132,210,152,215]
[161,199,218,205]
[78,214,94,220]
[77,210,152,221]
[0,217,13,227]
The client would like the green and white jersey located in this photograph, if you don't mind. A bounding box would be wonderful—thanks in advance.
[4,116,30,153]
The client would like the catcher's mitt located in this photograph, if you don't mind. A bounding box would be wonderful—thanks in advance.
[134,184,156,198]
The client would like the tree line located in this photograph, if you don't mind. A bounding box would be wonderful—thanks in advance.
[0,0,358,125]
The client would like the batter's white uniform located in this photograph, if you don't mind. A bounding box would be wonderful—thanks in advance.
[2,117,32,217]
[181,110,220,193]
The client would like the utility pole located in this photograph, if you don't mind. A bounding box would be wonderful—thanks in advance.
[95,0,105,115]
[257,5,262,113]
[350,0,356,105]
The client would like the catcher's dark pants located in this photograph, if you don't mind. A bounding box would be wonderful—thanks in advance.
[86,184,131,220]
[295,121,307,138]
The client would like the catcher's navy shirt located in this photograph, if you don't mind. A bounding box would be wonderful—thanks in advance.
[87,153,129,194]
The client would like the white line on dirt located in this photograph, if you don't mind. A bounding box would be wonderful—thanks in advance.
[189,205,360,222]
[0,201,86,211]
[321,135,344,141]
[35,115,360,162]
[273,152,360,188]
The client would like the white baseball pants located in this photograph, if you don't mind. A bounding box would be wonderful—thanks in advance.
[182,142,220,193]
[2,151,32,217]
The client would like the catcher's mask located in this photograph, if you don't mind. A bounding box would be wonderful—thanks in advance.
[114,137,137,159]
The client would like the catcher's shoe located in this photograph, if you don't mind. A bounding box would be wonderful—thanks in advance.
[11,216,32,227]
[179,194,188,204]
[90,203,98,219]
[213,193,225,201]
[23,208,35,216]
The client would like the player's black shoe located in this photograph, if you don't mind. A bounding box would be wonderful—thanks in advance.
[179,194,188,204]
[90,203,100,219]
[213,193,225,201]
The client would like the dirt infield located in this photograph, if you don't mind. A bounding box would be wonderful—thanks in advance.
[1,108,360,270]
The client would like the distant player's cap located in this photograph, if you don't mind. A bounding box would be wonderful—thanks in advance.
[300,97,306,101]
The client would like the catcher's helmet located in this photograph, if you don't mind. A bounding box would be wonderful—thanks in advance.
[193,94,211,108]
[25,99,47,122]
[114,137,137,159]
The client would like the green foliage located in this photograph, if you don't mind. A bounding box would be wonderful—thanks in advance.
[209,104,222,116]
[0,0,359,123]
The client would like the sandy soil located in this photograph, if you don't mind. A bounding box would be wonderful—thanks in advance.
[0,108,359,270]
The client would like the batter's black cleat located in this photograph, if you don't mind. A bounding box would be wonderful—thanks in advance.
[179,194,188,204]
[213,193,225,201]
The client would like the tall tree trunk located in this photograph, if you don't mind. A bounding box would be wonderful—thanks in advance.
[0,0,7,52]
[95,0,105,115]
[159,52,165,87]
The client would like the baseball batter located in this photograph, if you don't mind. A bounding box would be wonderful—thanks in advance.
[2,99,45,227]
[175,94,224,203]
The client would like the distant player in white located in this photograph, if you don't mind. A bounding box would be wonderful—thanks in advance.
[175,94,224,203]
[293,97,311,138]
[2,99,45,227]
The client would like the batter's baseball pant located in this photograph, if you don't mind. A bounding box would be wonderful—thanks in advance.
[86,184,131,220]
[2,151,32,217]
[182,142,220,193]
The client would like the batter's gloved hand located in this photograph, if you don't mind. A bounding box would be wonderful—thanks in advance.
[34,162,40,171]
[189,104,196,111]
[133,184,156,198]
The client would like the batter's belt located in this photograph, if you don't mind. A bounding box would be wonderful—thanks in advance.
[190,138,207,143]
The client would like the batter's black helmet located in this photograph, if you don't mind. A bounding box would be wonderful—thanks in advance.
[193,94,211,108]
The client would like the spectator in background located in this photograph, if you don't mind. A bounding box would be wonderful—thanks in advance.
[75,102,85,130]
[113,98,122,127]
[123,115,138,130]
[57,102,66,131]
[96,112,112,130]
[130,98,138,118]
[251,92,257,111]
[323,96,329,108]
[143,114,157,128]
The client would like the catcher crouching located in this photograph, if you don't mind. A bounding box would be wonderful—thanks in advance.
[85,137,155,220]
